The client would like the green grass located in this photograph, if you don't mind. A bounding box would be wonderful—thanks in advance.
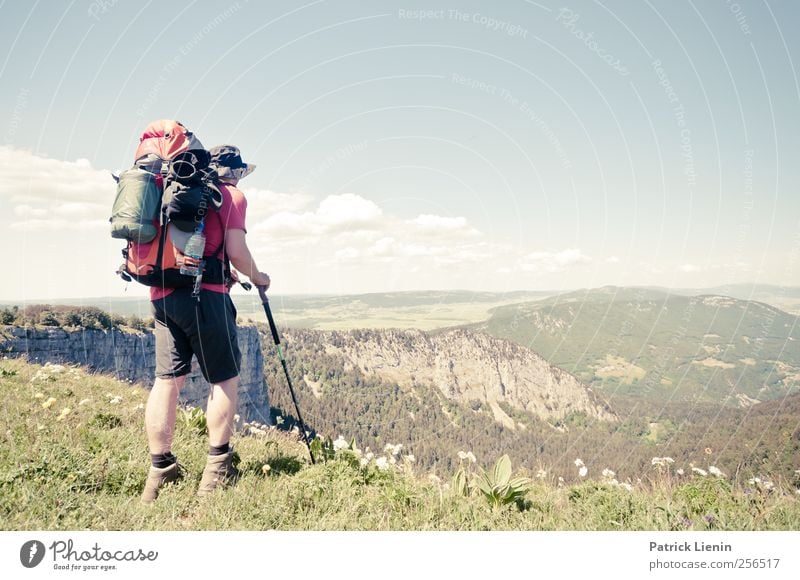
[1,358,799,530]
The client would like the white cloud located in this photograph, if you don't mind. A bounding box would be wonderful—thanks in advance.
[605,256,620,264]
[0,146,111,231]
[406,214,480,238]
[239,187,312,223]
[679,263,702,273]
[253,193,383,239]
[0,147,597,296]
[244,191,592,288]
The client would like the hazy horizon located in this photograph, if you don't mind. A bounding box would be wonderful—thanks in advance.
[3,281,799,306]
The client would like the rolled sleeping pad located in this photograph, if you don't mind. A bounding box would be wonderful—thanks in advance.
[110,167,161,243]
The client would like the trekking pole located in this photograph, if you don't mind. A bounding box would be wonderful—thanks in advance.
[257,285,315,464]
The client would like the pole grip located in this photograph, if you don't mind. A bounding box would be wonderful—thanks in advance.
[260,290,281,346]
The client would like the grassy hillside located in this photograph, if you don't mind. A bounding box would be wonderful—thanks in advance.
[2,357,799,530]
[672,284,800,315]
[479,287,800,404]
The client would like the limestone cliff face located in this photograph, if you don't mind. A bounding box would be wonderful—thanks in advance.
[0,325,270,423]
[294,328,616,423]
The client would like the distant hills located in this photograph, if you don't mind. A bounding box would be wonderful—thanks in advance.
[4,284,798,407]
[477,286,799,406]
[4,283,798,325]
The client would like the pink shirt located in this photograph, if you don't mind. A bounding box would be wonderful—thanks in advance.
[150,183,247,300]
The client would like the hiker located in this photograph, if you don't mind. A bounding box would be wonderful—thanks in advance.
[141,145,271,503]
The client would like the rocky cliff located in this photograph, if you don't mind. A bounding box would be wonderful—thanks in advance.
[0,325,270,423]
[293,328,616,424]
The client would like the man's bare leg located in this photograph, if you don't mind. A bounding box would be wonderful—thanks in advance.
[206,375,239,446]
[145,375,186,454]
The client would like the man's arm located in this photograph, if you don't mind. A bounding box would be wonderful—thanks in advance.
[224,228,270,288]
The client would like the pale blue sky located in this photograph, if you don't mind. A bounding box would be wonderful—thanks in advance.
[1,0,798,299]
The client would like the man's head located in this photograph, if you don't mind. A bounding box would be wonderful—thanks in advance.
[209,145,256,184]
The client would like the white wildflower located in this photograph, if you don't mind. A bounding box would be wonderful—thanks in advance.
[458,451,468,460]
[56,407,71,421]
[795,470,800,476]
[109,396,122,405]
[375,456,389,471]
[676,468,684,476]
[333,435,349,451]
[34,392,45,400]
[233,414,241,423]
[388,455,397,465]
[261,464,271,475]
[574,458,584,467]
[384,443,403,456]
[748,477,762,485]
[78,398,91,406]
[692,467,708,477]
[602,468,615,479]
[465,451,476,463]
[579,466,588,477]
[365,452,374,461]
[619,482,633,491]
[359,457,369,467]
[42,397,57,409]
[763,480,775,491]
[708,466,725,478]
[134,403,144,411]
[536,469,547,479]
[403,454,415,463]
[47,364,65,374]
[651,457,666,467]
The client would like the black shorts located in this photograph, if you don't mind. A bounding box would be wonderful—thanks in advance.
[151,288,241,384]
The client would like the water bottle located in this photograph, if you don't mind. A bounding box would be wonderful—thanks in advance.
[180,222,206,277]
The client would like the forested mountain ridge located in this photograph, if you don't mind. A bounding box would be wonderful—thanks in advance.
[288,327,616,425]
[265,326,800,479]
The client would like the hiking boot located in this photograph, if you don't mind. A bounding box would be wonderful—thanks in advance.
[197,448,240,496]
[141,462,183,504]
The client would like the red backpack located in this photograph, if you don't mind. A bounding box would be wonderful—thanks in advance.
[111,120,227,288]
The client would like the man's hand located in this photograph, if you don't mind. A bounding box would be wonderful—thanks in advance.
[252,271,270,290]
[226,269,240,290]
